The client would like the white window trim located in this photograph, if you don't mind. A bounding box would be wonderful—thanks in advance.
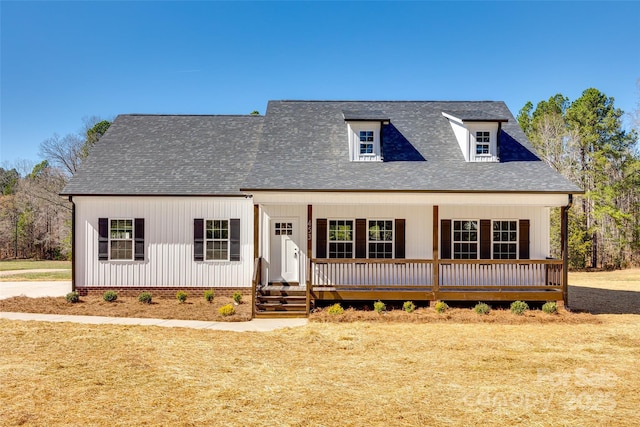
[328,218,355,259]
[491,219,519,260]
[475,131,491,157]
[205,219,230,262]
[109,218,134,261]
[367,219,394,259]
[452,219,479,260]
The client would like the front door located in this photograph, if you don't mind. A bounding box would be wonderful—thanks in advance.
[270,219,299,283]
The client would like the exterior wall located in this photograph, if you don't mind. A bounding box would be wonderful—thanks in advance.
[448,119,469,161]
[466,122,499,162]
[439,205,550,259]
[74,196,254,288]
[347,121,382,162]
[313,204,433,259]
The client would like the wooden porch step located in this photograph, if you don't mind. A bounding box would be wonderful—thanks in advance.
[258,289,306,297]
[257,302,307,311]
[254,311,308,319]
[257,295,306,303]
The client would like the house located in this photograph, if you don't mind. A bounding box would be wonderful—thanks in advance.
[61,101,582,317]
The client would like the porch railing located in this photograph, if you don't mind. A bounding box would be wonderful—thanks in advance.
[310,258,563,290]
[311,259,434,288]
[439,259,563,288]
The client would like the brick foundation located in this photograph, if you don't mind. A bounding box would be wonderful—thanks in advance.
[76,287,252,299]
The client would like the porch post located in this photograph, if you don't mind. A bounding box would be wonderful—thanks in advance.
[561,196,572,307]
[433,205,439,298]
[306,204,312,314]
[253,204,259,319]
[253,204,259,261]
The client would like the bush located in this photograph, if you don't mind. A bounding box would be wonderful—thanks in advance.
[434,301,449,313]
[403,301,416,313]
[65,291,80,303]
[176,291,188,303]
[510,300,529,316]
[373,300,386,314]
[219,303,235,316]
[327,303,344,315]
[232,292,242,304]
[103,291,118,302]
[204,289,215,303]
[474,302,491,315]
[138,292,152,304]
[542,301,558,314]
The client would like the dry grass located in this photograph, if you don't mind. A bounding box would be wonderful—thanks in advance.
[0,294,252,322]
[1,316,639,426]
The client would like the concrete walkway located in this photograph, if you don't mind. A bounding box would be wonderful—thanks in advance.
[0,311,308,332]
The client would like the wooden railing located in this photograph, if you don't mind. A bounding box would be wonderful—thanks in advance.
[251,257,262,318]
[438,259,563,288]
[311,259,434,288]
[310,258,563,290]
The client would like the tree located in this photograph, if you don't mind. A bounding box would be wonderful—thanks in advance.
[519,88,639,269]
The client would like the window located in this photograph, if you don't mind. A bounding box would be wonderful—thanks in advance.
[329,220,353,258]
[453,220,478,259]
[368,220,393,258]
[275,222,292,235]
[206,220,229,261]
[476,131,490,155]
[359,130,374,155]
[493,220,517,259]
[110,219,133,260]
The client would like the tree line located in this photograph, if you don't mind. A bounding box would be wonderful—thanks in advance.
[0,118,110,259]
[1,92,638,269]
[518,87,639,269]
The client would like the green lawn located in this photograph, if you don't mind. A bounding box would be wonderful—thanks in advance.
[0,260,71,272]
[0,271,71,282]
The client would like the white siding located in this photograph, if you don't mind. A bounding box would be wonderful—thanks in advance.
[440,205,551,259]
[347,121,382,162]
[74,196,253,288]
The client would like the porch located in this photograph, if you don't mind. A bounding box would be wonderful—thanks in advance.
[309,258,564,302]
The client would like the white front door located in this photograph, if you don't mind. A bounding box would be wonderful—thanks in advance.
[270,219,300,283]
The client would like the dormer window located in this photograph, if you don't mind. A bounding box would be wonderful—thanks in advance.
[475,131,490,155]
[359,131,375,155]
[442,111,507,163]
[343,110,389,162]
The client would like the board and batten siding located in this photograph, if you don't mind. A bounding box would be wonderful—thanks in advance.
[439,205,550,259]
[74,196,253,288]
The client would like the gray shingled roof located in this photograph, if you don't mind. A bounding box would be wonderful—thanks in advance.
[242,101,582,193]
[62,101,582,196]
[62,115,263,195]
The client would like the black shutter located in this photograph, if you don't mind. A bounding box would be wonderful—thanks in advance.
[194,219,204,261]
[480,219,491,259]
[355,219,367,258]
[519,220,530,259]
[230,218,240,261]
[98,218,109,260]
[441,219,451,260]
[134,218,145,261]
[395,218,405,259]
[316,219,327,258]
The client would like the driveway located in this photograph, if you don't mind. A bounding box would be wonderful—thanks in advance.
[0,281,72,300]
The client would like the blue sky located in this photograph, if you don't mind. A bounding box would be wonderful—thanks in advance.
[1,1,639,168]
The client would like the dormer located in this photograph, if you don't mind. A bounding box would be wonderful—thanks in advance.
[442,111,508,162]
[343,110,390,162]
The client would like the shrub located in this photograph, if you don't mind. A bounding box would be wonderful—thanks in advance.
[373,300,386,314]
[434,301,449,313]
[327,303,344,315]
[474,302,491,315]
[176,291,188,303]
[103,291,118,302]
[138,292,152,304]
[204,289,215,303]
[403,301,416,313]
[65,291,80,304]
[219,303,235,316]
[542,301,558,314]
[510,300,529,316]
[232,292,242,304]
